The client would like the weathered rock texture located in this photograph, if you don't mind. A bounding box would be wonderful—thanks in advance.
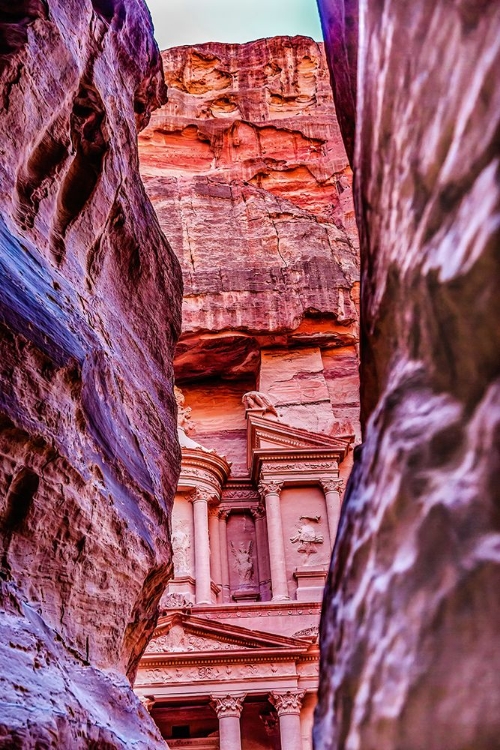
[139,37,360,473]
[315,1,500,749]
[0,1,181,746]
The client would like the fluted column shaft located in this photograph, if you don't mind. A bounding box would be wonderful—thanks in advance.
[208,506,222,601]
[219,510,231,602]
[270,691,305,750]
[191,489,213,605]
[320,478,344,545]
[259,480,289,601]
[211,695,245,750]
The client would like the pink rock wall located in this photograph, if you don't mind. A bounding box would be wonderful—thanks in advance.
[315,1,500,748]
[139,37,360,470]
[0,1,181,746]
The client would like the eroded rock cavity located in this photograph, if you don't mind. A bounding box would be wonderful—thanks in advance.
[0,1,182,747]
[314,1,500,749]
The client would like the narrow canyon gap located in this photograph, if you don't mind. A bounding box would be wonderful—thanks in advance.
[0,1,181,747]
[315,1,500,749]
[134,37,361,749]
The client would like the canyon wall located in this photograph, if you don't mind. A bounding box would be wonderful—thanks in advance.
[315,2,500,749]
[0,2,181,747]
[139,37,360,474]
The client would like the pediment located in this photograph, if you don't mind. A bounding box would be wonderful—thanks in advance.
[247,413,352,472]
[143,613,310,657]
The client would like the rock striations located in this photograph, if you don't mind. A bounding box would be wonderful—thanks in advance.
[0,1,182,747]
[315,2,500,749]
[139,37,360,471]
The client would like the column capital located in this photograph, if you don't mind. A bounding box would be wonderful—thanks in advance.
[269,690,305,716]
[211,694,246,718]
[320,477,344,495]
[219,508,231,521]
[258,479,283,499]
[250,504,265,520]
[189,487,217,504]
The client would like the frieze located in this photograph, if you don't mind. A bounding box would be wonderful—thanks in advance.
[222,490,259,500]
[262,462,338,475]
[136,661,294,685]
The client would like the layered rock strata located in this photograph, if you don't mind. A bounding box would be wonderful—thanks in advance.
[139,37,360,474]
[0,1,181,746]
[315,1,500,749]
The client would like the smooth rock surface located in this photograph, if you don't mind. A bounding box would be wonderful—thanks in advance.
[315,1,500,749]
[0,1,181,746]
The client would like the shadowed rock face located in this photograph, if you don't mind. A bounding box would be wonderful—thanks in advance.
[315,1,500,749]
[0,1,182,746]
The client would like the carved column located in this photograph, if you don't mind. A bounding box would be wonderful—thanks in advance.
[320,478,344,545]
[251,505,272,601]
[258,480,289,601]
[208,505,222,601]
[190,488,213,605]
[270,691,305,750]
[219,509,231,603]
[211,694,245,750]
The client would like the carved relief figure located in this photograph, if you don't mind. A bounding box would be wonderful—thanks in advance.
[174,386,214,453]
[172,521,191,576]
[242,390,278,416]
[230,540,255,585]
[290,515,324,564]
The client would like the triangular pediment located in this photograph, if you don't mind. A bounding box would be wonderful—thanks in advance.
[143,613,310,657]
[247,413,352,472]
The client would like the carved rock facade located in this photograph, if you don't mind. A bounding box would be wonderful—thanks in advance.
[0,2,181,747]
[135,37,361,750]
[315,2,500,749]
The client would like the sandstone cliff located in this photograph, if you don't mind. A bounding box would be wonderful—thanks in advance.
[315,2,500,749]
[0,2,181,746]
[139,37,360,474]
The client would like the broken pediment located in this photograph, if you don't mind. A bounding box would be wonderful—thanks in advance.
[246,412,353,479]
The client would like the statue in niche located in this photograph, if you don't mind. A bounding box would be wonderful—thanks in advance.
[242,390,278,417]
[290,515,324,564]
[172,521,190,576]
[230,540,255,585]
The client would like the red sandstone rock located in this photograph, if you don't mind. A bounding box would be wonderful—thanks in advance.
[0,1,181,746]
[315,2,500,749]
[139,37,360,459]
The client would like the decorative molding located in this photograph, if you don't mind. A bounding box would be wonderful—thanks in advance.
[269,690,305,716]
[210,694,245,718]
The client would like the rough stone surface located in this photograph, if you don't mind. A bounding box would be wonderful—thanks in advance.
[315,2,500,749]
[139,37,360,460]
[0,1,181,746]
